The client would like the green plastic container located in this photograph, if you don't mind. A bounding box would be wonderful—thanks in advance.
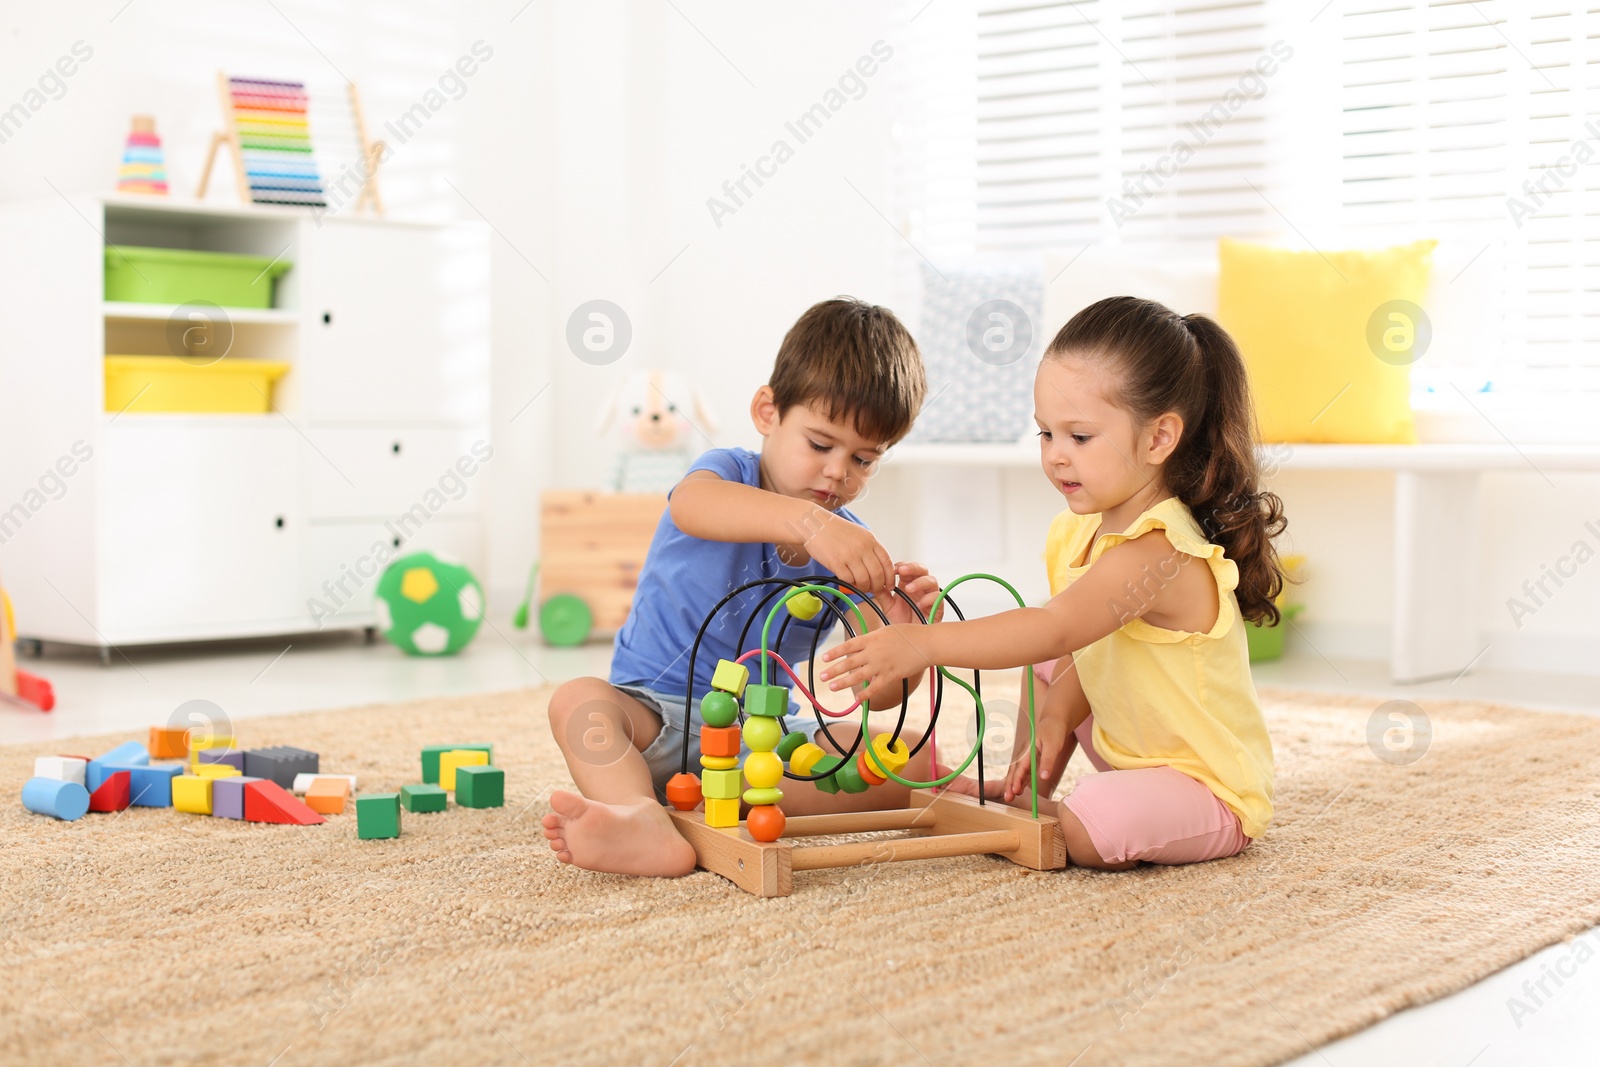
[104,245,292,309]
[1246,602,1304,663]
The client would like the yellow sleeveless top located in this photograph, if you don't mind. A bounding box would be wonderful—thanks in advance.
[1044,496,1275,838]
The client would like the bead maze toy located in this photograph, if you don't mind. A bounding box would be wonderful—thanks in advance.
[661,575,1066,896]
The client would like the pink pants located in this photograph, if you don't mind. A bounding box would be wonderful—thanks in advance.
[1033,659,1250,866]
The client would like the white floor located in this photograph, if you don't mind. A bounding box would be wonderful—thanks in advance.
[5,613,1598,1067]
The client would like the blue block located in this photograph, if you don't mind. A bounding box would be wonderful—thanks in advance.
[103,762,183,807]
[87,741,150,791]
[22,777,90,821]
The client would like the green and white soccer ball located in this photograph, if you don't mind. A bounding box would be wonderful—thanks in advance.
[373,551,485,656]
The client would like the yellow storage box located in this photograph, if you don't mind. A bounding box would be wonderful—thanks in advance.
[104,356,290,414]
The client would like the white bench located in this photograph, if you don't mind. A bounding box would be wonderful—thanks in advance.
[888,441,1600,684]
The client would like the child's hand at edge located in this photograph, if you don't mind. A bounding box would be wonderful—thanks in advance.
[1003,713,1072,804]
[877,562,945,626]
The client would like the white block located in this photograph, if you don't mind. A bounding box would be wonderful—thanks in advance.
[292,772,357,795]
[33,756,87,787]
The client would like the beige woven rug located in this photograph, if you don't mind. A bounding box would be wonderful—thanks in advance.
[4,683,1600,1067]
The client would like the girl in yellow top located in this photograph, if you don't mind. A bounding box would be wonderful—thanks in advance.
[820,296,1286,870]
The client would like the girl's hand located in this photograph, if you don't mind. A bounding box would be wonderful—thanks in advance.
[877,562,944,627]
[818,624,932,692]
[1004,713,1072,804]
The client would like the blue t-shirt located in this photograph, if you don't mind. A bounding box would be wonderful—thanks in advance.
[608,447,869,720]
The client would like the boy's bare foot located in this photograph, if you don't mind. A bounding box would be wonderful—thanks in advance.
[541,791,697,877]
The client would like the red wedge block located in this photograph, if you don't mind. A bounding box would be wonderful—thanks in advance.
[243,779,325,825]
[88,770,132,812]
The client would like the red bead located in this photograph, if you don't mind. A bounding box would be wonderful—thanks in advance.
[665,773,702,811]
[746,804,786,842]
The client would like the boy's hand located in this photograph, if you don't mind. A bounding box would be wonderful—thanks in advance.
[877,562,945,626]
[818,624,932,691]
[801,509,895,595]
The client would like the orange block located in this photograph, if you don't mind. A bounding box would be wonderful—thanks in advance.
[148,726,190,760]
[305,776,349,815]
[701,725,741,758]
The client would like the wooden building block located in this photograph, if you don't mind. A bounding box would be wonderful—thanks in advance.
[439,749,488,791]
[211,776,261,820]
[33,756,87,787]
[172,774,213,815]
[293,773,358,795]
[86,741,148,791]
[195,763,241,780]
[704,796,740,828]
[305,777,349,815]
[356,793,402,839]
[243,780,325,825]
[88,770,131,813]
[400,783,447,813]
[148,726,190,760]
[455,766,504,808]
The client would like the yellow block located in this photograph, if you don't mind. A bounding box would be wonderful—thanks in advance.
[187,734,235,765]
[195,763,241,779]
[172,775,213,815]
[704,796,741,828]
[710,659,748,697]
[440,749,489,791]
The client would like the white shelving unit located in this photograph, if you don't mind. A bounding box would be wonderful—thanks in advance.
[0,193,490,660]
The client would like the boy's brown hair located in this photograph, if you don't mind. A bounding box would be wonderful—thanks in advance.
[769,297,926,446]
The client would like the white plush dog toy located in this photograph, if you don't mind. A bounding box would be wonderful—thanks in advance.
[594,368,718,493]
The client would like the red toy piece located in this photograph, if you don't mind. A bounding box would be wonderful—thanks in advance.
[746,804,786,842]
[665,772,702,811]
[88,770,132,812]
[243,780,325,825]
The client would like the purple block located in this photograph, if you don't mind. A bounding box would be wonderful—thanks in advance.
[198,748,246,772]
[212,775,263,820]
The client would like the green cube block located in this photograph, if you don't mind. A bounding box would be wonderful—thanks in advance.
[421,743,494,784]
[456,766,505,808]
[701,768,742,800]
[356,793,402,839]
[743,683,789,719]
[810,754,842,794]
[401,783,447,813]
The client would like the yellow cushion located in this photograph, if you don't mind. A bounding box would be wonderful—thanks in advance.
[1216,237,1436,443]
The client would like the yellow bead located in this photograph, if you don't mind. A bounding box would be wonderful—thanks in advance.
[786,591,823,620]
[704,796,740,828]
[789,742,826,777]
[743,751,784,790]
[699,754,738,770]
[742,787,783,806]
[870,734,911,776]
[742,716,783,752]
[711,659,749,697]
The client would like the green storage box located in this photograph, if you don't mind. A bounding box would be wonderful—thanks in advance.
[1246,602,1304,663]
[104,245,291,309]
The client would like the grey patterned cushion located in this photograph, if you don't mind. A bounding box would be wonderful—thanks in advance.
[906,261,1045,443]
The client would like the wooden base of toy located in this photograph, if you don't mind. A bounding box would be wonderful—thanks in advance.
[667,789,1067,897]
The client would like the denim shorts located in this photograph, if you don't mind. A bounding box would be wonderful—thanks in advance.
[615,683,703,803]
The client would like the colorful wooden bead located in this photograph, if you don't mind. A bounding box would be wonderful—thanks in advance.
[810,754,842,794]
[711,659,749,697]
[790,742,826,776]
[743,751,784,790]
[701,725,741,758]
[786,591,823,620]
[742,787,783,806]
[775,731,808,761]
[742,683,789,719]
[699,754,738,770]
[665,773,702,811]
[871,734,912,775]
[704,796,740,828]
[699,689,739,728]
[701,768,742,800]
[742,715,782,753]
[857,751,887,786]
[746,804,786,841]
[834,758,869,794]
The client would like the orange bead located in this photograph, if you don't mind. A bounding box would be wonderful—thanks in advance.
[700,725,741,758]
[857,751,886,786]
[665,773,702,811]
[746,804,786,842]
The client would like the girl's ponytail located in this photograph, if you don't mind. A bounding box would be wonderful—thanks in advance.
[1046,297,1288,625]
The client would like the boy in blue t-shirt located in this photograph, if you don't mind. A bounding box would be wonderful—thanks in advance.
[542,297,941,877]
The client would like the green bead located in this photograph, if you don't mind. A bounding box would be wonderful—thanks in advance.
[742,683,790,719]
[701,768,742,800]
[742,787,783,806]
[774,731,808,762]
[834,758,869,794]
[456,766,505,808]
[810,754,841,794]
[700,690,739,728]
[742,715,783,752]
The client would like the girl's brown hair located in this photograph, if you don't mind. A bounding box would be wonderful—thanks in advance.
[1048,296,1288,625]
